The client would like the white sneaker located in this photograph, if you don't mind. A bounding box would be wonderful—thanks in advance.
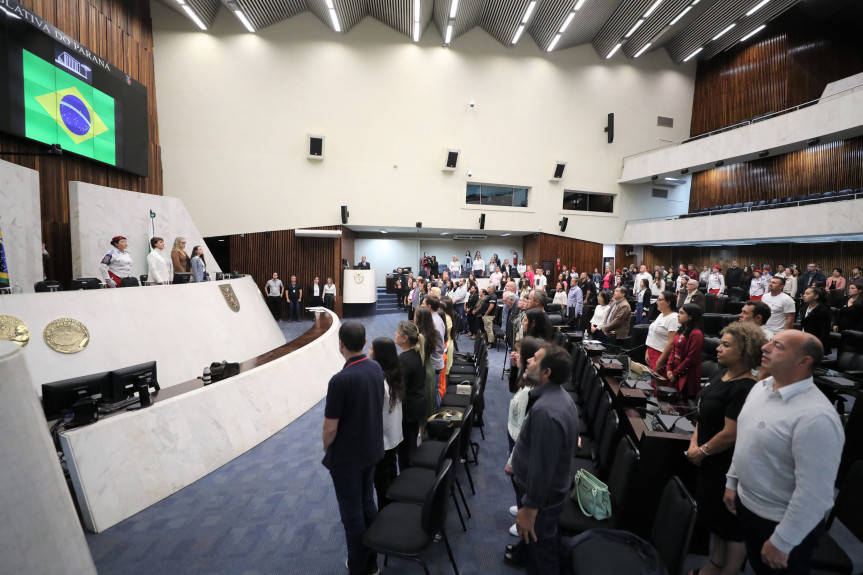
[509,523,519,537]
[509,505,518,517]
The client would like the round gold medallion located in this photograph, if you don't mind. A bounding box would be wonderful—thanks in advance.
[0,315,31,347]
[43,318,90,354]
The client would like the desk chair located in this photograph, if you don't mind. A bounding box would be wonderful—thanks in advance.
[810,460,863,574]
[568,476,697,575]
[365,459,460,575]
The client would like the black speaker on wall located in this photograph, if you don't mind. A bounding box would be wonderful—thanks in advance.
[309,135,324,158]
[416,221,422,229]
[553,162,566,180]
[559,217,568,232]
[479,214,486,229]
[445,150,459,169]
[341,205,349,224]
[604,113,614,144]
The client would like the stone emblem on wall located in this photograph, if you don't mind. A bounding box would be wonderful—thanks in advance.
[43,318,90,354]
[220,284,240,312]
[354,272,365,284]
[0,315,31,347]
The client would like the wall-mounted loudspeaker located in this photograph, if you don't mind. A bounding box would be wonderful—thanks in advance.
[341,205,349,224]
[559,217,568,232]
[478,213,485,230]
[308,135,324,159]
[443,149,459,171]
[604,113,614,144]
[551,162,566,181]
[416,222,422,229]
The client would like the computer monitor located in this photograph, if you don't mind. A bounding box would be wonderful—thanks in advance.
[105,361,159,406]
[41,371,110,421]
[173,272,191,284]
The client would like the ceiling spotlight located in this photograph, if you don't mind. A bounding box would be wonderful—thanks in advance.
[715,160,725,167]
[680,168,689,174]
[651,175,659,181]
[807,137,820,146]
[758,150,769,157]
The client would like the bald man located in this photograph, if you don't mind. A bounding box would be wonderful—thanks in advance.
[724,331,843,574]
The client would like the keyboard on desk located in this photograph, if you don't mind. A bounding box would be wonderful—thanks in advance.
[98,396,139,414]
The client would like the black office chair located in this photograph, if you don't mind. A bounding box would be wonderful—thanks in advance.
[561,435,640,534]
[575,393,612,460]
[702,313,725,337]
[365,459,460,575]
[567,476,697,575]
[810,460,863,574]
[571,411,619,481]
[752,199,768,211]
[34,280,62,292]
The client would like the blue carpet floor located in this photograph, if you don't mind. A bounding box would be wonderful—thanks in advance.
[85,312,522,574]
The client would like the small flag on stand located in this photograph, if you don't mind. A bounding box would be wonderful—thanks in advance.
[0,223,9,289]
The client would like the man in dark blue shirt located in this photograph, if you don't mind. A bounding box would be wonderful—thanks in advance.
[323,321,384,575]
[508,343,579,574]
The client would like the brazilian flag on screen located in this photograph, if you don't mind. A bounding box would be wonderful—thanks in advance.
[22,50,116,165]
[0,224,9,289]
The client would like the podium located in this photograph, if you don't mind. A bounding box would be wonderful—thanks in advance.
[343,269,377,304]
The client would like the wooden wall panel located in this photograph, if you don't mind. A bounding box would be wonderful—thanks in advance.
[689,137,863,211]
[228,226,352,318]
[643,243,863,281]
[0,0,162,285]
[522,233,604,278]
[690,7,863,136]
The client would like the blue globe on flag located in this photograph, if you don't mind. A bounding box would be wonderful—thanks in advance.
[59,94,92,136]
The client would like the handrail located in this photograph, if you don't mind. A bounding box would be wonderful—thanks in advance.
[621,82,863,163]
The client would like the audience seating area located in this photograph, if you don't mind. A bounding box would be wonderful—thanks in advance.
[679,188,863,219]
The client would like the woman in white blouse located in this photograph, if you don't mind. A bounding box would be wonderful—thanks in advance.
[473,251,486,278]
[146,236,173,285]
[645,290,679,391]
[589,290,612,336]
[449,256,461,278]
[323,277,337,310]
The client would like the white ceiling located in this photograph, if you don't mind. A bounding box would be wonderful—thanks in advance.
[157,0,804,63]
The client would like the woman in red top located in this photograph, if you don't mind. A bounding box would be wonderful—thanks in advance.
[602,265,614,290]
[666,303,704,398]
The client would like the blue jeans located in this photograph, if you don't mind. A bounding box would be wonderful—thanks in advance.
[288,300,301,321]
[635,302,646,324]
[514,481,565,575]
[330,466,378,575]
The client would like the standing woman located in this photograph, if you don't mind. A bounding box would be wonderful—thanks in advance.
[589,290,612,336]
[465,283,480,338]
[450,256,461,279]
[644,291,678,391]
[440,296,457,378]
[473,251,486,278]
[834,280,863,332]
[99,235,133,288]
[651,270,665,295]
[521,308,553,341]
[748,269,766,301]
[783,267,798,299]
[171,237,190,274]
[686,322,765,575]
[414,307,441,419]
[826,268,847,308]
[636,278,652,325]
[666,304,704,398]
[421,252,431,277]
[524,264,535,288]
[310,276,323,308]
[799,286,832,352]
[602,266,614,291]
[463,250,473,277]
[370,337,404,509]
[323,277,337,311]
[190,245,207,282]
[552,283,568,307]
[147,237,173,285]
[395,321,426,469]
[739,266,752,291]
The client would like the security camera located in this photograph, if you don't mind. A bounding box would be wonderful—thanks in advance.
[469,100,476,108]
[467,169,473,177]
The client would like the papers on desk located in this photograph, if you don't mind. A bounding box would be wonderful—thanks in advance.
[821,376,859,388]
[626,379,655,392]
[656,413,696,434]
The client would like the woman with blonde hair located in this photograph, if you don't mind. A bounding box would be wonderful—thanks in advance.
[686,321,766,575]
[171,237,190,273]
[395,321,426,467]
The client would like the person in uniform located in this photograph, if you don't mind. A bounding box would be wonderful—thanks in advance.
[100,235,133,288]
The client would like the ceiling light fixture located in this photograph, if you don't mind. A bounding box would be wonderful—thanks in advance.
[227,1,255,32]
[740,24,766,42]
[449,0,459,18]
[745,0,770,16]
[511,24,525,44]
[683,46,702,62]
[643,0,663,18]
[326,3,341,32]
[634,42,652,57]
[574,0,587,9]
[669,6,691,25]
[445,23,454,44]
[712,23,736,41]
[625,19,644,38]
[413,22,420,41]
[548,33,562,51]
[181,5,207,30]
[522,1,537,24]
[606,42,622,58]
[560,12,576,33]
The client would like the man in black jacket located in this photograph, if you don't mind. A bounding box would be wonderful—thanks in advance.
[579,272,597,306]
[726,260,742,289]
[800,262,827,289]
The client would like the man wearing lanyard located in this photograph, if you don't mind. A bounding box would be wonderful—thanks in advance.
[322,322,384,575]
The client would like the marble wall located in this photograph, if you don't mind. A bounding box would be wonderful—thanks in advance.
[69,182,221,281]
[60,310,342,532]
[0,276,285,394]
[0,342,97,574]
[0,159,43,292]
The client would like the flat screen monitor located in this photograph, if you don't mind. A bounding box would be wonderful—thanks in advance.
[105,361,158,405]
[173,272,191,284]
[41,371,110,421]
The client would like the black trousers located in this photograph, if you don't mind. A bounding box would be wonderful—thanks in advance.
[736,495,824,575]
[266,295,281,320]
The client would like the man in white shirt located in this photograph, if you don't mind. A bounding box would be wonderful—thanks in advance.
[724,331,843,574]
[760,276,795,334]
[739,301,774,342]
[451,279,468,333]
[533,269,547,292]
[634,265,652,299]
[265,272,284,321]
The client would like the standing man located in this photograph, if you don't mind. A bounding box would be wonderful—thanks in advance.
[356,256,370,269]
[761,276,796,334]
[395,267,406,309]
[723,331,843,574]
[800,262,826,289]
[566,281,583,323]
[579,272,597,306]
[726,260,742,291]
[265,272,284,321]
[322,322,384,575]
[507,344,579,573]
[599,286,632,343]
[533,269,547,293]
[286,275,303,322]
[477,284,498,349]
[678,279,706,310]
[451,279,468,332]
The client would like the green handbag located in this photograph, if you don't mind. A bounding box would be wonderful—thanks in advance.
[571,468,612,520]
